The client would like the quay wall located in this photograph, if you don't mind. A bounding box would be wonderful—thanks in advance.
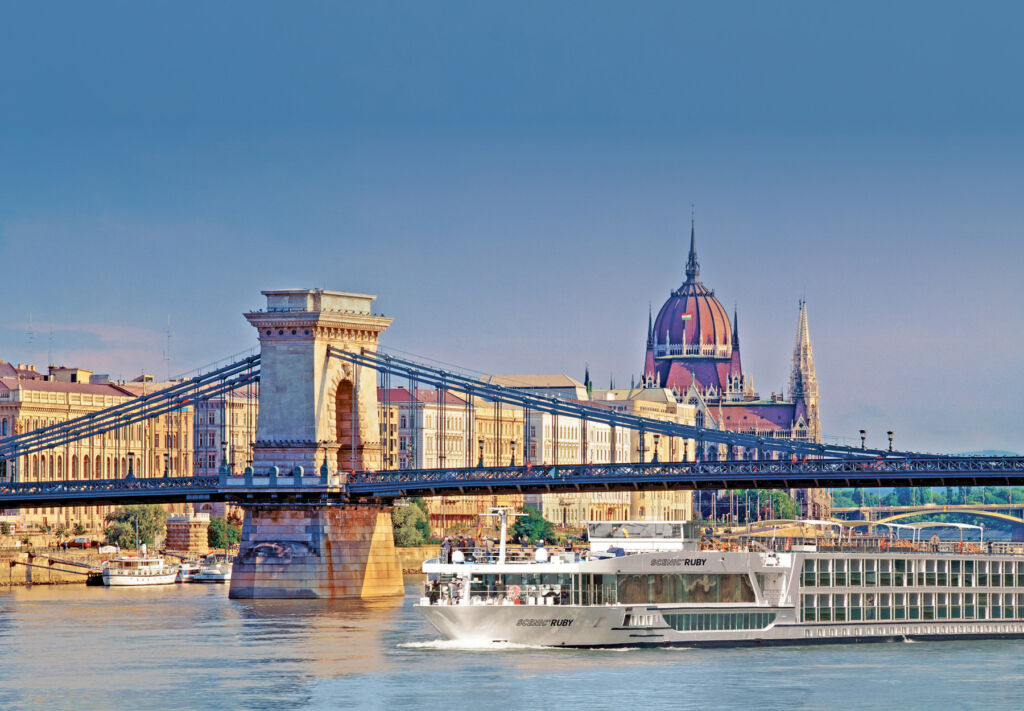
[0,550,105,587]
[396,545,439,578]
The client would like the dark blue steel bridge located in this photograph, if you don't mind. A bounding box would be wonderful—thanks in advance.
[1,349,1023,510]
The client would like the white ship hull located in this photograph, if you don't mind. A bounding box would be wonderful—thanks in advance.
[418,602,1024,647]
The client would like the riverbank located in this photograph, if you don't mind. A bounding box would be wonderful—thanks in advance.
[0,549,108,586]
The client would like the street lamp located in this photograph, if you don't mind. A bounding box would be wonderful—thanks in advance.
[510,439,516,466]
[127,451,135,477]
[887,430,894,452]
[478,438,485,468]
[652,434,660,463]
[859,429,867,450]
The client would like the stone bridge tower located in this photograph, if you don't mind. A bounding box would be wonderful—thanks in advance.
[230,289,402,600]
[245,289,392,476]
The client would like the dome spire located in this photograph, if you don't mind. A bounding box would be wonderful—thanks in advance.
[685,215,700,281]
[646,302,653,347]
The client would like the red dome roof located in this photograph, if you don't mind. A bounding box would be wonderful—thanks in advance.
[653,281,731,348]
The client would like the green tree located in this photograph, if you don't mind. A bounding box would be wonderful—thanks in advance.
[831,489,857,508]
[0,522,11,535]
[512,507,555,543]
[761,491,800,520]
[208,517,242,549]
[104,505,168,549]
[392,499,431,547]
[72,523,86,536]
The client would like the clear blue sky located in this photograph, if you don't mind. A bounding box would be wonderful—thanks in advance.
[1,2,1022,453]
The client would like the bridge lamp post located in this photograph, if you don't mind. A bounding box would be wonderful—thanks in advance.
[652,434,660,463]
[859,429,867,450]
[478,438,485,468]
[127,451,134,477]
[510,439,516,467]
[887,430,894,452]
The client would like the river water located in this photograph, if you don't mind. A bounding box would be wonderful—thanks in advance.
[1,584,1022,710]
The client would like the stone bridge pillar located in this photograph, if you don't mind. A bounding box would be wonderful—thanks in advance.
[230,289,402,600]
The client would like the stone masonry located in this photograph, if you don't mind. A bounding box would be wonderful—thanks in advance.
[229,504,403,599]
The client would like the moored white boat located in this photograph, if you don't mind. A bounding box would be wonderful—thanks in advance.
[102,555,179,587]
[193,554,233,584]
[176,561,202,583]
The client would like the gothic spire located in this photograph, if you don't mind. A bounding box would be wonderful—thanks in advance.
[732,305,740,349]
[789,299,818,404]
[685,218,700,281]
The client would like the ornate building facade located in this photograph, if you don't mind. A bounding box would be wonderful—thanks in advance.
[641,223,828,519]
[0,363,192,531]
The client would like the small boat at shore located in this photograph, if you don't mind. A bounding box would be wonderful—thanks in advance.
[176,561,202,583]
[193,554,233,584]
[102,554,179,587]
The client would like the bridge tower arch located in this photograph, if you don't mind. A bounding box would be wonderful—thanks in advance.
[231,289,402,600]
[244,289,392,475]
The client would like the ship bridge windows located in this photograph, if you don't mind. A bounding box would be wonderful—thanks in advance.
[616,573,756,605]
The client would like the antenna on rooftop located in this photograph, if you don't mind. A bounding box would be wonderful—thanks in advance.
[164,315,173,380]
[26,313,35,352]
[47,327,54,368]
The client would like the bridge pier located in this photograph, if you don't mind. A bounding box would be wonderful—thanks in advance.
[229,503,403,599]
[229,289,403,599]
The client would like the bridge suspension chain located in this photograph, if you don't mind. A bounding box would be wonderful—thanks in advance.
[329,347,932,461]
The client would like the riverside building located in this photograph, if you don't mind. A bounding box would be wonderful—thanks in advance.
[0,362,192,531]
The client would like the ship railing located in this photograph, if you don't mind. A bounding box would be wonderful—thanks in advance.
[421,585,571,607]
[719,535,1010,556]
[437,546,588,565]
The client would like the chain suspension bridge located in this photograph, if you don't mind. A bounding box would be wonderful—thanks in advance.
[0,288,1021,598]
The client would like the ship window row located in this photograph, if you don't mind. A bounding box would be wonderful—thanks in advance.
[801,592,1024,622]
[616,573,757,606]
[663,612,776,632]
[801,558,1024,588]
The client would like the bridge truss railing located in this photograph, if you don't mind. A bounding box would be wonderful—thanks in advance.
[0,354,260,463]
[347,456,1024,498]
[329,347,932,461]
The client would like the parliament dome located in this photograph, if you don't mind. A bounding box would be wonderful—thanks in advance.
[650,225,732,353]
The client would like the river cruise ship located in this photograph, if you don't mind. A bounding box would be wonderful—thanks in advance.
[418,513,1024,647]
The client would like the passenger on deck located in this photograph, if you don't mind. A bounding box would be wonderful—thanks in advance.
[452,548,466,564]
[534,542,549,563]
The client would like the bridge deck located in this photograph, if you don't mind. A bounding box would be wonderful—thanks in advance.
[1,457,1023,509]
